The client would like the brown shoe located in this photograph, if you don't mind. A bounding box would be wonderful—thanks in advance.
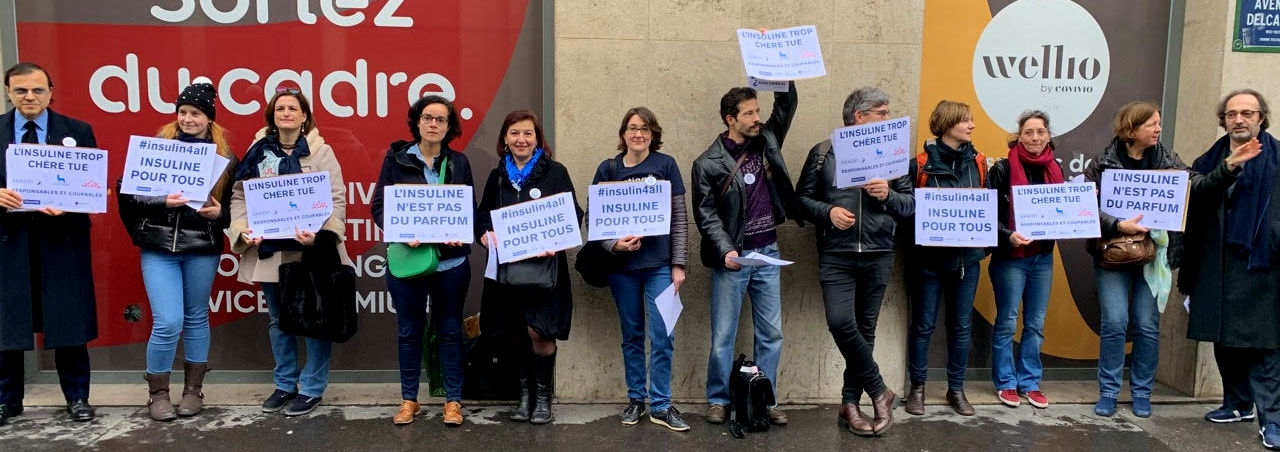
[144,373,177,422]
[443,401,464,426]
[705,404,726,424]
[903,382,925,415]
[946,390,975,416]
[768,407,789,425]
[177,362,209,417]
[871,389,896,435]
[838,403,874,436]
[392,400,420,425]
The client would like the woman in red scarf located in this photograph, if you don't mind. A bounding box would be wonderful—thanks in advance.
[985,110,1064,410]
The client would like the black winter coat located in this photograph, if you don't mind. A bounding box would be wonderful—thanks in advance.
[1082,137,1187,268]
[986,157,1063,258]
[796,139,913,254]
[907,138,988,273]
[371,140,475,262]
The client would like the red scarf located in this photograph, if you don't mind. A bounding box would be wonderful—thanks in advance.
[1007,142,1063,258]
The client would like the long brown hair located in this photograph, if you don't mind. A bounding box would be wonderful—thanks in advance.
[156,121,235,201]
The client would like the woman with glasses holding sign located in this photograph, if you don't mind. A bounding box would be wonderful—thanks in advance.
[370,96,475,426]
[118,82,238,421]
[985,110,1063,411]
[586,107,690,431]
[476,110,583,425]
[228,87,350,417]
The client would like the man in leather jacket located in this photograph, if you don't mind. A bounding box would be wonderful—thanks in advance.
[691,82,801,426]
[794,87,911,436]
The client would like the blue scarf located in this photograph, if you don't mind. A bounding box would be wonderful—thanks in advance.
[232,133,311,181]
[1192,130,1278,270]
[504,148,543,190]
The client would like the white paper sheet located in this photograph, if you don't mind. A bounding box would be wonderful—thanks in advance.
[484,231,498,280]
[655,282,683,337]
[730,251,794,266]
[185,155,231,210]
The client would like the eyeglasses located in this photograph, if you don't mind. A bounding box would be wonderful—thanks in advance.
[625,125,651,135]
[275,86,301,95]
[10,87,49,97]
[421,115,449,125]
[864,108,890,117]
[1226,110,1260,120]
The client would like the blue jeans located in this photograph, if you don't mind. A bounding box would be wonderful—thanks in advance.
[262,282,332,398]
[1095,265,1160,400]
[908,262,981,391]
[140,250,218,374]
[608,265,675,411]
[385,259,470,402]
[707,243,783,406]
[989,253,1053,392]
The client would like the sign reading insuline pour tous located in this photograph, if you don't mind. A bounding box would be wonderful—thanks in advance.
[1099,169,1189,231]
[243,171,334,240]
[5,143,108,213]
[914,188,998,247]
[491,191,582,263]
[119,135,219,204]
[1012,182,1101,240]
[831,116,912,188]
[382,184,474,243]
[587,180,671,240]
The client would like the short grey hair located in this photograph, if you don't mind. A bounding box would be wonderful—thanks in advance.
[842,87,891,126]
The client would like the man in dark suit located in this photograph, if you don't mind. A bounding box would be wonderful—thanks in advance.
[0,62,100,425]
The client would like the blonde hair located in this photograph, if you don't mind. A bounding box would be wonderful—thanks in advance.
[156,121,236,201]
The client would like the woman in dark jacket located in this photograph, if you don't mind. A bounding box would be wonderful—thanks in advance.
[476,110,582,425]
[118,82,237,421]
[985,110,1063,410]
[371,96,475,426]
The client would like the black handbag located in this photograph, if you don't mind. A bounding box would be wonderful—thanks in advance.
[277,231,358,343]
[574,242,618,288]
[498,254,558,289]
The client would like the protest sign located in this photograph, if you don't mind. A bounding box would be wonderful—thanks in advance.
[587,180,671,240]
[1099,169,1188,231]
[736,25,827,80]
[914,188,998,247]
[1012,182,1101,240]
[184,155,231,210]
[119,135,219,203]
[831,116,912,188]
[382,184,474,243]
[243,171,334,239]
[491,192,582,263]
[5,143,108,213]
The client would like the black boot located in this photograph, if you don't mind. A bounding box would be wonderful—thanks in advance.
[509,354,533,422]
[530,353,555,425]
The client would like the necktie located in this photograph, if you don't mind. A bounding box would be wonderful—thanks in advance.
[21,121,38,144]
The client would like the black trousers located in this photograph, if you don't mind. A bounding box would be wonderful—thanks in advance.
[1214,343,1280,426]
[818,251,894,404]
[0,346,91,405]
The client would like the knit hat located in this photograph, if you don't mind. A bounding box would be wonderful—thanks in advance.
[176,82,217,121]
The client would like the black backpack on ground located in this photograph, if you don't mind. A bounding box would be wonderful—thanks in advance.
[727,353,775,438]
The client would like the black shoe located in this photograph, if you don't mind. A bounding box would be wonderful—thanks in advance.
[66,399,95,422]
[650,406,691,432]
[0,404,20,426]
[283,396,322,416]
[620,399,646,425]
[261,389,297,413]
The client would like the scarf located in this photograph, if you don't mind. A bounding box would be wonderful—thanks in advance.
[1191,131,1278,270]
[504,147,543,191]
[1007,142,1064,258]
[232,133,310,181]
[1145,229,1172,313]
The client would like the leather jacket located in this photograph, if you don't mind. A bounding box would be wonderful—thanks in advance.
[370,140,476,262]
[117,154,239,254]
[796,139,913,254]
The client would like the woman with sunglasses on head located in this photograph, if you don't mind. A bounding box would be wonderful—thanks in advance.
[228,87,350,417]
[476,110,582,425]
[118,82,238,421]
[371,96,475,426]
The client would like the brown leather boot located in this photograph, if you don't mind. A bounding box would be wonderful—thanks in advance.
[177,362,209,417]
[145,373,177,422]
[946,389,975,416]
[903,382,926,415]
[838,402,874,436]
[871,388,896,435]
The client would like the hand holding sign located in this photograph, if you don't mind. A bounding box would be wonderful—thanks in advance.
[1117,214,1149,234]
[0,188,21,209]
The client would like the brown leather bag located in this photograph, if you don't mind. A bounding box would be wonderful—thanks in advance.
[1096,232,1155,270]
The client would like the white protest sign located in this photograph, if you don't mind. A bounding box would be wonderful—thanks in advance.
[1099,169,1189,231]
[831,116,912,188]
[1012,182,1101,240]
[736,25,827,81]
[914,188,998,247]
[184,155,231,210]
[491,191,582,263]
[120,135,219,202]
[5,144,108,213]
[382,184,474,243]
[748,76,789,92]
[587,180,671,240]
[243,172,334,239]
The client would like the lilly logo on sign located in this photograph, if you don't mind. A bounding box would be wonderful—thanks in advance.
[971,0,1109,135]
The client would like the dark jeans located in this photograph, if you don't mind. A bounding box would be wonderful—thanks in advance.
[1216,344,1280,426]
[386,259,471,401]
[818,251,893,404]
[0,346,91,405]
[908,262,981,391]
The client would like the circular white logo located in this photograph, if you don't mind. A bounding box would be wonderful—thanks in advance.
[972,0,1109,135]
[743,173,757,185]
[644,175,657,186]
[529,188,542,199]
[61,137,77,147]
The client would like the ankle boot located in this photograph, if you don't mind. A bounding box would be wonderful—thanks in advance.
[904,382,926,415]
[530,353,555,425]
[871,388,896,435]
[178,362,209,417]
[144,373,177,421]
[509,356,533,422]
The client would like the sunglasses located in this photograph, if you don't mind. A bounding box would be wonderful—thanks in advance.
[274,86,302,95]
